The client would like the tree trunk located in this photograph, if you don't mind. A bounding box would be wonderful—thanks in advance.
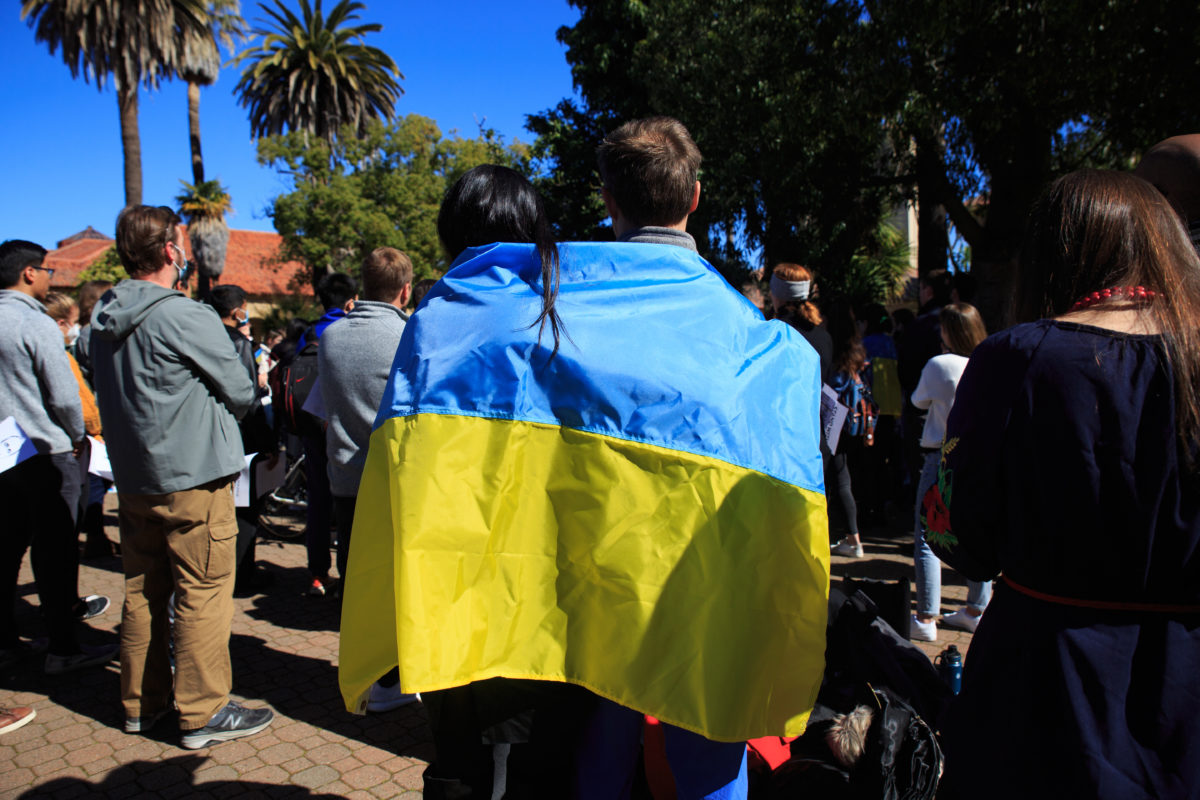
[188,81,204,185]
[118,86,142,208]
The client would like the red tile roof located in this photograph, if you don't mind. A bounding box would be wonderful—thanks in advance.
[45,227,311,297]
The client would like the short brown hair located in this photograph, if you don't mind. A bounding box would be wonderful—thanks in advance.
[597,116,701,228]
[42,291,77,322]
[116,205,181,277]
[361,247,413,303]
[939,302,987,356]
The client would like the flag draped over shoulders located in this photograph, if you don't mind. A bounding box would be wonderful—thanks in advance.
[339,241,830,742]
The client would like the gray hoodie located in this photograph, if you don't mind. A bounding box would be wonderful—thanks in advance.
[90,280,256,494]
[0,290,85,455]
[317,300,408,497]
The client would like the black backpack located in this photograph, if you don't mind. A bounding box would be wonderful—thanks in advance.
[275,339,321,437]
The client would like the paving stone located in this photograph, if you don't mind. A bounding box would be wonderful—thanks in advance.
[257,741,304,766]
[17,742,66,768]
[65,741,115,767]
[0,768,36,792]
[291,764,340,790]
[370,779,405,798]
[392,763,426,789]
[343,764,390,790]
[82,755,120,776]
[192,764,239,784]
[306,741,352,764]
[242,764,290,784]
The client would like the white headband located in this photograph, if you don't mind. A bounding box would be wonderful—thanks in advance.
[770,274,810,302]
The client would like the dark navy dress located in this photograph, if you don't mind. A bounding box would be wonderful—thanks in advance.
[925,320,1200,800]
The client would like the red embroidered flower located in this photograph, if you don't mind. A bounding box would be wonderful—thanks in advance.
[922,483,957,549]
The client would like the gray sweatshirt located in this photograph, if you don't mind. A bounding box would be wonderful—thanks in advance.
[318,300,409,497]
[90,280,256,494]
[0,290,85,455]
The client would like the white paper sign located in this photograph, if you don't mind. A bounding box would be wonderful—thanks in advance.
[820,384,849,455]
[87,436,113,480]
[0,416,38,473]
[233,452,286,507]
[301,376,327,421]
[233,454,256,507]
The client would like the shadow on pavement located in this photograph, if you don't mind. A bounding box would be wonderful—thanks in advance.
[18,753,347,799]
[230,632,435,762]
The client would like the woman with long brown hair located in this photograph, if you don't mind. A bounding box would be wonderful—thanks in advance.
[925,169,1200,798]
[909,302,988,642]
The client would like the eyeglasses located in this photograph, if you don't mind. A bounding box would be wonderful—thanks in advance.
[30,265,55,278]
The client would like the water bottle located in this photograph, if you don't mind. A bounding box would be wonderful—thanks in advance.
[935,644,963,695]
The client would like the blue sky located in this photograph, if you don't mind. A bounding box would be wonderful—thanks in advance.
[1,1,582,249]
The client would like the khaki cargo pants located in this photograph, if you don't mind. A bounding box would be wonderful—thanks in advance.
[118,477,238,730]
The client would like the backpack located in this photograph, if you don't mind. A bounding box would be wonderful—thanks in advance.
[274,339,321,437]
[835,370,878,443]
[748,587,947,799]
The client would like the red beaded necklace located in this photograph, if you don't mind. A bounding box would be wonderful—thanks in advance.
[1069,286,1160,312]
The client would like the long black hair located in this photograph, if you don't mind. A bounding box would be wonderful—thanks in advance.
[437,165,563,356]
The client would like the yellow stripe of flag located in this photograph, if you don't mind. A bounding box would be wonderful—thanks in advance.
[341,413,830,742]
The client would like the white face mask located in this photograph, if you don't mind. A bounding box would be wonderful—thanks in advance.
[66,323,80,347]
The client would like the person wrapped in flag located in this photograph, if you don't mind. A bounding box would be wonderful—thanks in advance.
[340,118,830,798]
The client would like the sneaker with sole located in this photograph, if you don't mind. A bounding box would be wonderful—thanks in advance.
[910,615,937,642]
[367,680,420,712]
[0,706,36,735]
[831,538,864,558]
[941,608,981,633]
[75,595,111,621]
[306,577,328,597]
[44,643,119,675]
[124,708,170,734]
[180,701,274,749]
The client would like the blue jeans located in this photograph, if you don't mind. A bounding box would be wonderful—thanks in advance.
[575,698,748,800]
[913,452,991,616]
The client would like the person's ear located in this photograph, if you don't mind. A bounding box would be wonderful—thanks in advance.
[400,283,412,308]
[601,187,621,224]
[688,181,700,214]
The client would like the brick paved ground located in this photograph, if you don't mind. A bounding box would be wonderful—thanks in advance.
[0,496,972,798]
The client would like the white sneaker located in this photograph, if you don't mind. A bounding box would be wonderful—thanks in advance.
[941,609,981,633]
[366,680,420,712]
[831,539,864,558]
[910,615,937,642]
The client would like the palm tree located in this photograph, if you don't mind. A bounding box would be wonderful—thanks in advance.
[181,1,246,185]
[234,0,403,144]
[177,179,232,297]
[22,0,212,207]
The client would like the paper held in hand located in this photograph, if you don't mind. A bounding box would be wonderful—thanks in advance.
[233,452,287,507]
[0,416,38,473]
[820,384,849,455]
[88,436,113,481]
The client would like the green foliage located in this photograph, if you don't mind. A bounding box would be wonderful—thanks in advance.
[259,292,321,332]
[176,179,233,221]
[259,114,531,283]
[531,0,1200,323]
[78,247,129,285]
[528,0,900,276]
[235,0,403,143]
[21,0,212,94]
[820,223,912,309]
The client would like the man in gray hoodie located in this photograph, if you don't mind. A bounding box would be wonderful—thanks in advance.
[0,240,116,675]
[90,205,274,749]
[317,246,415,711]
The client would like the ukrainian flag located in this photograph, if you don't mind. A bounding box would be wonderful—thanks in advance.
[340,242,829,742]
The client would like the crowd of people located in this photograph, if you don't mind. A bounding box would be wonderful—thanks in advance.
[0,119,1198,800]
